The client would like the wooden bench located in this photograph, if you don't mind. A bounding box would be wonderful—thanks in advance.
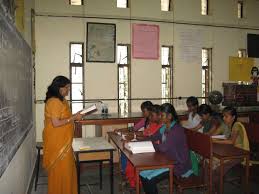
[174,129,213,194]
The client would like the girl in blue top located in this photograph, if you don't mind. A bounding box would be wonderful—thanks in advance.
[140,103,192,194]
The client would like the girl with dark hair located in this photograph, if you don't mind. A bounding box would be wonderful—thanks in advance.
[214,106,249,150]
[198,104,226,136]
[134,100,153,130]
[125,104,163,188]
[212,106,250,193]
[139,103,192,194]
[117,101,153,178]
[143,104,162,136]
[184,96,202,131]
[43,75,83,194]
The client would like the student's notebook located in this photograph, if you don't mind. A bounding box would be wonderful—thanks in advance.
[125,141,155,154]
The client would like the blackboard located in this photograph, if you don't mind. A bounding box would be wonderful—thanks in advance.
[247,33,259,58]
[0,6,33,177]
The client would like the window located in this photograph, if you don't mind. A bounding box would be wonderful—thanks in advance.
[117,0,128,8]
[161,0,171,11]
[117,44,131,115]
[161,46,173,104]
[70,43,85,113]
[202,48,212,104]
[238,49,247,58]
[237,1,243,19]
[201,0,208,15]
[69,0,83,5]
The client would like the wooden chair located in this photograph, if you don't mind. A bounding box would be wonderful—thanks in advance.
[225,122,258,187]
[174,129,213,194]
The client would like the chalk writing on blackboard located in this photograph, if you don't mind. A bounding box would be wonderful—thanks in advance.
[0,5,33,177]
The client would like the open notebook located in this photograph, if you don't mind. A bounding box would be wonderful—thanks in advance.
[125,141,155,154]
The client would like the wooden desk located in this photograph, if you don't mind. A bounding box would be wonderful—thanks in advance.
[213,143,250,194]
[73,137,116,194]
[74,112,143,137]
[108,132,174,194]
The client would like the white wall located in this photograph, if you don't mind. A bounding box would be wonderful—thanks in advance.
[0,0,36,193]
[35,0,259,140]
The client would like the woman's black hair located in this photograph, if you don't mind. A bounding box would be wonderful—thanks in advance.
[186,96,199,106]
[151,104,161,115]
[161,103,179,123]
[198,104,212,116]
[222,106,237,129]
[141,101,153,111]
[44,75,71,103]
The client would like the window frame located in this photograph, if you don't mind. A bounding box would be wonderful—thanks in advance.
[69,42,85,112]
[69,0,84,5]
[161,45,173,104]
[117,44,131,114]
[201,0,209,15]
[201,48,212,104]
[161,0,172,12]
[117,0,129,8]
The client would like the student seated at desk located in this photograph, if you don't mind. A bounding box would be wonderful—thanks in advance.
[212,106,250,193]
[182,96,202,131]
[140,103,192,194]
[115,101,153,133]
[125,104,163,187]
[133,100,153,131]
[118,101,153,174]
[198,104,227,136]
[143,104,163,136]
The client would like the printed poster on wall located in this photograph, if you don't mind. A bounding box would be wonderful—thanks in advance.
[132,24,159,59]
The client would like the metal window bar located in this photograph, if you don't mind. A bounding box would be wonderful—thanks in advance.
[117,44,131,114]
[202,48,212,104]
[69,42,85,113]
[161,46,173,104]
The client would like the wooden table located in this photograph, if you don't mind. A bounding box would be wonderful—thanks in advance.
[108,132,174,194]
[213,143,250,194]
[74,112,143,137]
[73,137,116,194]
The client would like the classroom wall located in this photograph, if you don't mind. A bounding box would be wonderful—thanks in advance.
[0,0,36,193]
[35,0,259,140]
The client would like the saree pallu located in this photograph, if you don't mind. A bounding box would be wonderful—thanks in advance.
[43,98,78,194]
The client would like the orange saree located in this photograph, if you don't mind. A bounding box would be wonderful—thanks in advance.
[43,98,78,194]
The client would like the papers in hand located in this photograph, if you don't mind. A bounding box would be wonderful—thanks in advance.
[125,141,155,154]
[80,104,97,114]
[211,135,226,139]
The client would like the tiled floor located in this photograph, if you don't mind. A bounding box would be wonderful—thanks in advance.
[30,161,259,194]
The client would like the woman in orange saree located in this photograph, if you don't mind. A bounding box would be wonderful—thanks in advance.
[43,76,82,194]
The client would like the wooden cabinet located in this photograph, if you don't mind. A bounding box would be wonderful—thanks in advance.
[223,83,257,106]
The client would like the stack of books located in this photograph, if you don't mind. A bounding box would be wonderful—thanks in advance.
[125,141,155,154]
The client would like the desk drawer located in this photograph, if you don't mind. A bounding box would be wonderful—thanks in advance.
[79,151,110,161]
